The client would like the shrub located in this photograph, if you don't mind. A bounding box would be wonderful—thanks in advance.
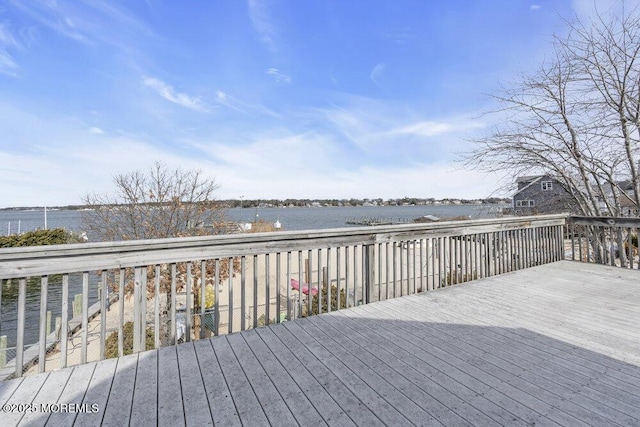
[105,322,155,358]
[305,284,348,316]
[0,228,79,248]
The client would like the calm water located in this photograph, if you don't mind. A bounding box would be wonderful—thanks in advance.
[0,204,505,348]
[0,204,503,235]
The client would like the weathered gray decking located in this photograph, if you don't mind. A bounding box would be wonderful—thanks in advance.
[1,260,639,426]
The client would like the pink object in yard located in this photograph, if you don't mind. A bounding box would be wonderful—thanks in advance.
[291,278,318,296]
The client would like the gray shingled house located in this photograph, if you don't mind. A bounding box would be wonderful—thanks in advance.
[513,175,576,215]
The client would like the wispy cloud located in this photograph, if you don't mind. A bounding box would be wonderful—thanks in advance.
[89,127,104,135]
[0,24,20,76]
[0,24,19,48]
[215,89,281,118]
[8,0,156,52]
[530,5,542,11]
[215,90,245,113]
[247,0,277,51]
[391,119,486,137]
[266,68,291,84]
[391,121,452,137]
[382,30,416,46]
[0,52,18,76]
[370,63,386,88]
[143,77,207,112]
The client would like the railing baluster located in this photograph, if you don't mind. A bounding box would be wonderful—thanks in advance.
[392,242,397,296]
[38,276,48,373]
[336,247,342,310]
[170,264,176,344]
[376,243,382,301]
[100,271,107,360]
[628,228,634,269]
[186,262,192,342]
[119,269,125,355]
[399,241,405,295]
[419,239,424,292]
[317,249,322,313]
[298,251,303,317]
[570,220,576,261]
[81,272,89,364]
[286,252,291,321]
[412,240,417,293]
[436,237,441,287]
[449,236,454,285]
[364,244,374,304]
[546,226,552,263]
[15,278,26,377]
[454,235,459,284]
[307,249,312,316]
[133,267,143,351]
[61,274,69,368]
[353,245,358,306]
[326,247,332,311]
[214,259,220,335]
[155,265,161,347]
[253,255,258,329]
[586,226,591,263]
[464,234,469,280]
[426,238,432,290]
[240,257,246,330]
[228,258,234,333]
[345,246,350,306]
[502,232,507,272]
[528,228,533,267]
[201,260,207,339]
[266,253,271,326]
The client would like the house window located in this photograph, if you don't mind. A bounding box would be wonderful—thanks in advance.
[541,181,553,191]
[516,200,535,207]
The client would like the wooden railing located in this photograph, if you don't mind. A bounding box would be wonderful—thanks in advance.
[0,214,567,380]
[568,216,640,269]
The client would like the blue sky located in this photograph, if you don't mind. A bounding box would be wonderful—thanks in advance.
[0,0,623,207]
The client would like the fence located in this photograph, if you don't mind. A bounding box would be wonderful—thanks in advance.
[0,214,568,380]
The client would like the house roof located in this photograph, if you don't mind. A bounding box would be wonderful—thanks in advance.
[513,175,545,197]
[515,175,544,184]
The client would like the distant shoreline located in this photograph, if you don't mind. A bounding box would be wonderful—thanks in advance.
[0,197,510,211]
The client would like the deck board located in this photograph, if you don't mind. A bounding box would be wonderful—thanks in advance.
[175,342,212,426]
[157,344,185,427]
[0,260,639,426]
[101,353,138,427]
[192,339,239,426]
[130,349,158,426]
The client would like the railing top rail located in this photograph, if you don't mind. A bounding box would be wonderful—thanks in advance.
[0,214,568,278]
[569,216,640,228]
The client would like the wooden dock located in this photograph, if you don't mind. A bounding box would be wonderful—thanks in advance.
[1,260,639,426]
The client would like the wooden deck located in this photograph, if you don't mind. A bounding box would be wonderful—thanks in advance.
[1,260,639,426]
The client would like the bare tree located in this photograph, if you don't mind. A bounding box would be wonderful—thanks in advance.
[467,4,640,218]
[82,162,238,330]
[82,161,224,241]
